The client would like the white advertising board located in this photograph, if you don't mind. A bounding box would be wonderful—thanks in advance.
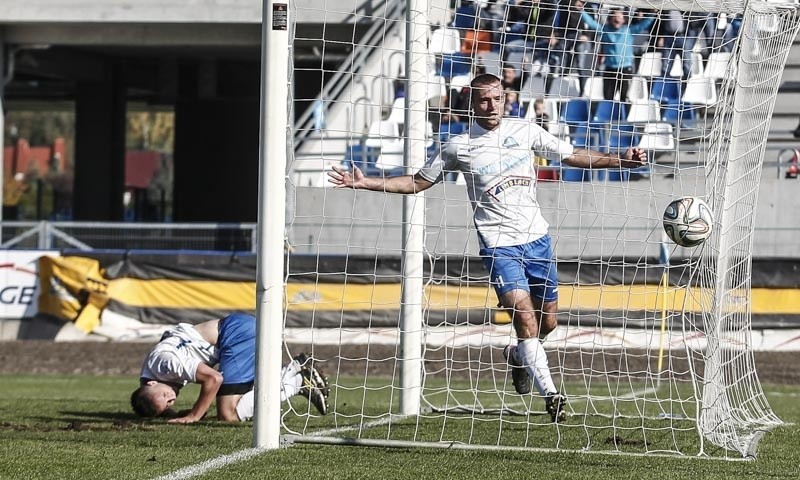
[0,250,58,319]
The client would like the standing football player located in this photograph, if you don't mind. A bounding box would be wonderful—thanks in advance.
[328,73,646,421]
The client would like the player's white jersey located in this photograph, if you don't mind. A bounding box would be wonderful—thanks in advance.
[140,323,219,388]
[418,119,574,248]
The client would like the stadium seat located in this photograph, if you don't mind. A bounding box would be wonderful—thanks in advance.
[438,52,472,79]
[668,54,684,77]
[519,74,547,102]
[690,52,705,77]
[364,120,400,148]
[662,103,698,128]
[547,74,582,99]
[560,98,592,148]
[591,100,628,125]
[626,76,649,103]
[344,143,378,172]
[449,73,472,91]
[582,76,605,101]
[460,29,493,54]
[637,52,663,77]
[650,78,681,104]
[607,124,639,152]
[438,120,468,142]
[427,74,448,107]
[590,101,628,151]
[451,4,477,30]
[476,51,502,77]
[704,52,733,80]
[375,139,405,171]
[430,27,462,55]
[387,97,405,124]
[682,76,718,105]
[561,166,590,182]
[638,123,676,151]
[627,100,661,123]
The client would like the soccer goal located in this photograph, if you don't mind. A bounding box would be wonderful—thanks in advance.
[256,0,800,459]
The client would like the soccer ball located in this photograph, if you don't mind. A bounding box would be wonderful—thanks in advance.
[662,197,714,247]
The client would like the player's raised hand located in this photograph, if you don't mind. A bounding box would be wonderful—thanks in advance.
[620,147,648,168]
[328,165,365,189]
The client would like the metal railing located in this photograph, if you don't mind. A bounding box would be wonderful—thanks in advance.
[0,221,257,252]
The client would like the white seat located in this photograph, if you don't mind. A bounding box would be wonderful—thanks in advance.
[547,74,581,99]
[704,52,732,80]
[387,97,405,124]
[638,123,675,151]
[547,122,570,143]
[375,140,406,171]
[627,100,661,123]
[582,76,605,100]
[365,120,401,148]
[690,52,704,78]
[682,76,718,105]
[626,76,649,103]
[637,52,662,77]
[430,27,462,55]
[669,54,683,77]
[449,73,472,91]
[427,74,448,107]
[519,74,547,102]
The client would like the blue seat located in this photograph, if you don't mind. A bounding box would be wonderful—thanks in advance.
[591,100,628,126]
[560,98,590,124]
[438,120,468,142]
[561,167,590,182]
[438,52,472,79]
[344,144,377,172]
[607,124,639,152]
[590,101,629,151]
[661,103,698,128]
[650,78,681,104]
[452,5,477,30]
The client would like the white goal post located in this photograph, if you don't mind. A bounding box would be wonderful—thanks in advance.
[256,0,800,458]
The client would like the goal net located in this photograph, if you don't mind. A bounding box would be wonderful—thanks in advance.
[274,0,799,459]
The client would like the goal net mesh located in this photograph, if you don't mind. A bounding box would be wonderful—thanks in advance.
[280,0,798,458]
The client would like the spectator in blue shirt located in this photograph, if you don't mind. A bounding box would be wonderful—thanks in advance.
[581,7,655,101]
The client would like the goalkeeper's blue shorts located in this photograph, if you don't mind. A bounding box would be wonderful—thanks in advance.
[480,235,559,303]
[217,312,256,395]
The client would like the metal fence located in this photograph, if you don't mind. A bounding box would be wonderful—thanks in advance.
[0,221,257,252]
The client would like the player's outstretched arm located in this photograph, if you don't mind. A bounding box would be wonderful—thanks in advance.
[168,363,222,424]
[563,147,647,169]
[328,165,435,194]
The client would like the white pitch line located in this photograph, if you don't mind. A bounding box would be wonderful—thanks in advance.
[151,417,404,480]
[151,447,265,480]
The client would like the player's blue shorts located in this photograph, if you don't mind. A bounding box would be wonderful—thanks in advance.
[217,312,256,395]
[480,235,559,303]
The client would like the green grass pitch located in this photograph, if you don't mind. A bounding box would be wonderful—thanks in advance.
[1,374,800,479]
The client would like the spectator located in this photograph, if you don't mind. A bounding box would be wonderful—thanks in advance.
[658,11,709,80]
[504,90,524,118]
[551,0,590,77]
[531,98,550,128]
[501,63,522,92]
[581,7,655,101]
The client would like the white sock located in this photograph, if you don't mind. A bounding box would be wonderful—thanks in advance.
[234,366,304,421]
[236,390,255,421]
[515,338,556,397]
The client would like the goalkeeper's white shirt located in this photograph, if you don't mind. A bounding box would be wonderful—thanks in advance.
[418,119,574,248]
[140,323,219,388]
